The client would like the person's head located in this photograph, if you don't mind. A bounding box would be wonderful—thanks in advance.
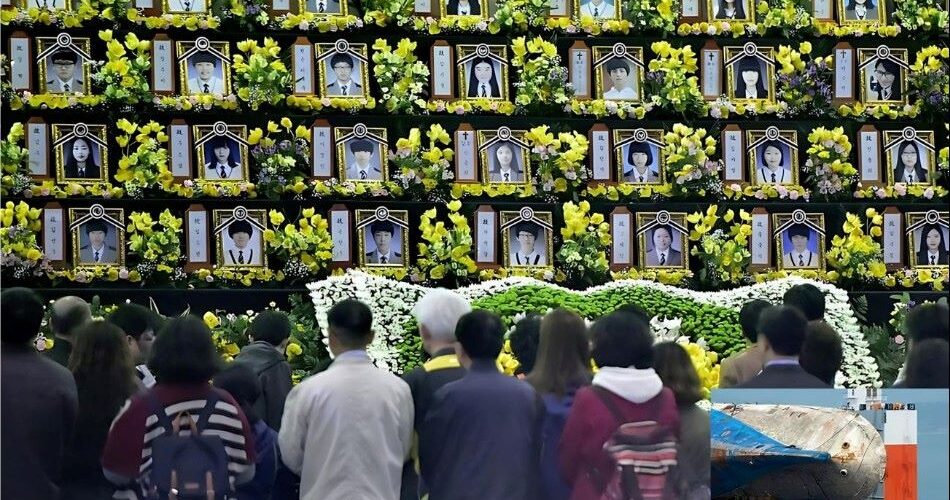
[370,220,395,254]
[209,136,233,164]
[68,320,135,386]
[85,219,109,249]
[739,299,771,343]
[652,225,674,253]
[326,299,374,355]
[349,139,374,165]
[509,313,542,375]
[653,342,703,406]
[590,311,653,369]
[515,222,540,254]
[799,322,843,386]
[472,57,495,84]
[247,310,292,350]
[50,295,92,338]
[783,283,825,321]
[527,309,591,396]
[904,302,949,344]
[919,224,946,255]
[903,338,949,388]
[735,56,765,95]
[760,140,784,170]
[495,143,515,170]
[872,59,897,92]
[615,303,651,324]
[149,315,220,384]
[897,140,921,171]
[718,0,744,16]
[604,57,631,90]
[70,137,92,165]
[107,303,160,365]
[454,309,505,366]
[786,224,811,254]
[50,50,78,81]
[329,53,355,84]
[413,288,471,354]
[212,364,263,423]
[626,141,653,171]
[1,288,45,346]
[757,305,808,358]
[191,51,217,81]
[847,0,874,8]
[228,220,253,249]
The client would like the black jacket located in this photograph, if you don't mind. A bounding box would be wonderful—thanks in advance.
[737,363,830,389]
[234,341,293,431]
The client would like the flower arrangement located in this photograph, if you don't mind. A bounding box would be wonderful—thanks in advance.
[233,38,293,110]
[390,125,454,199]
[907,46,949,117]
[309,177,404,199]
[114,120,172,198]
[891,0,949,34]
[263,208,333,280]
[757,0,812,34]
[26,180,124,199]
[278,11,361,31]
[677,20,755,38]
[853,182,947,201]
[510,37,574,112]
[225,0,271,28]
[492,0,548,30]
[414,200,477,285]
[94,30,151,105]
[371,38,429,113]
[248,119,311,199]
[688,205,753,288]
[662,124,721,197]
[1,201,46,278]
[802,126,856,199]
[568,99,654,119]
[835,102,920,120]
[0,123,32,198]
[557,201,610,286]
[126,210,183,283]
[775,42,834,118]
[125,9,221,30]
[622,0,677,32]
[204,310,249,362]
[449,182,536,199]
[584,182,673,202]
[825,209,886,285]
[706,96,785,119]
[154,93,239,111]
[193,266,285,287]
[645,42,706,115]
[426,98,517,115]
[723,181,809,201]
[0,1,98,26]
[525,126,588,196]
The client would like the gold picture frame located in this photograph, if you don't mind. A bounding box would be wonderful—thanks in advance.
[194,123,250,183]
[772,211,826,271]
[905,211,950,269]
[356,208,410,268]
[500,209,554,268]
[592,45,645,103]
[884,129,936,186]
[477,127,531,186]
[212,208,268,269]
[176,39,232,96]
[69,206,125,268]
[334,124,389,183]
[636,211,689,270]
[300,0,348,16]
[574,0,619,20]
[746,128,799,187]
[724,44,776,104]
[439,0,487,18]
[836,0,885,25]
[36,35,92,95]
[316,41,370,99]
[52,123,109,185]
[705,0,755,22]
[456,44,509,101]
[857,47,908,106]
[163,0,209,14]
[613,128,665,185]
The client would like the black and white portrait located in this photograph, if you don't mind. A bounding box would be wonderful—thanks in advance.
[577,0,615,19]
[322,52,365,97]
[839,0,880,22]
[780,224,820,269]
[911,221,949,267]
[342,138,383,181]
[60,136,103,180]
[600,57,639,101]
[164,0,208,13]
[753,140,794,186]
[464,57,504,99]
[889,140,930,185]
[44,49,84,94]
[185,51,226,95]
[305,0,342,13]
[643,224,684,267]
[77,219,119,265]
[508,221,548,267]
[486,141,525,183]
[363,220,403,265]
[865,58,902,102]
[222,219,263,266]
[621,141,661,184]
[732,56,769,101]
[202,136,243,181]
[444,0,483,15]
[709,0,753,20]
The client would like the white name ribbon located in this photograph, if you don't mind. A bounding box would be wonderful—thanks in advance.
[859,130,879,181]
[273,0,291,9]
[702,50,721,97]
[294,44,314,94]
[611,212,632,265]
[44,208,64,261]
[681,0,699,16]
[311,125,332,177]
[188,210,208,263]
[476,212,496,263]
[27,123,48,176]
[751,213,770,265]
[591,130,611,180]
[570,48,589,96]
[834,48,854,100]
[456,129,477,181]
[169,124,191,177]
[723,129,743,181]
[432,46,452,97]
[152,39,173,93]
[10,37,31,91]
[330,209,350,262]
[882,212,901,265]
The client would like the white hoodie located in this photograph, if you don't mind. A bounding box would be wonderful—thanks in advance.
[591,366,664,404]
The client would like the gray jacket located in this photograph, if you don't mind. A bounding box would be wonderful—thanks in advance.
[234,341,293,431]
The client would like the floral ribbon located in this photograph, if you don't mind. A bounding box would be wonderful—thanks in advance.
[477,126,528,152]
[355,206,410,230]
[194,121,250,148]
[724,42,775,68]
[857,45,909,71]
[212,206,266,236]
[36,33,93,64]
[883,127,936,153]
[499,206,553,232]
[68,203,123,231]
[52,123,107,149]
[772,209,825,237]
[747,126,798,152]
[334,123,388,147]
[457,43,509,68]
[593,43,644,70]
[636,210,687,236]
[315,39,368,65]
[905,210,948,235]
[177,37,229,65]
[613,128,664,152]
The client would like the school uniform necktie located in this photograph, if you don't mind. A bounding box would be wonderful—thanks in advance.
[219,166,227,178]
[480,84,487,98]
[593,6,598,16]
[771,173,777,183]
[94,251,100,262]
[639,175,644,183]
[504,173,510,182]
[381,255,388,264]
[931,255,936,265]
[78,167,85,177]
[360,170,367,180]
[204,83,210,93]
[659,253,666,265]
[318,0,325,11]
[907,174,914,183]
[341,85,348,96]
[799,255,805,267]
[64,83,70,93]
[238,251,245,264]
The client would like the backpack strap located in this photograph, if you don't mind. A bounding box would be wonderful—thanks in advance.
[146,390,174,435]
[195,391,222,433]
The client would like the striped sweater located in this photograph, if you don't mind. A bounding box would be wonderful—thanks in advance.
[101,384,257,499]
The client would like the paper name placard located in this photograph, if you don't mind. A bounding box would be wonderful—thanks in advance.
[152,37,174,93]
[722,127,743,181]
[187,210,209,263]
[9,35,31,91]
[293,42,315,95]
[590,127,611,181]
[43,206,65,261]
[611,211,632,266]
[330,208,351,262]
[476,210,497,264]
[834,44,855,101]
[169,122,191,177]
[27,120,48,177]
[859,127,880,182]
[751,212,770,265]
[311,121,332,178]
[431,43,453,99]
[882,211,902,265]
[455,125,478,182]
[569,42,591,99]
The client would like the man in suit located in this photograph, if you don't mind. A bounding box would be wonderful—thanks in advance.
[225,219,259,266]
[187,51,224,95]
[46,50,83,94]
[324,53,362,97]
[279,299,414,500]
[79,219,117,264]
[644,224,682,267]
[719,299,770,388]
[419,310,540,500]
[578,0,613,18]
[509,222,545,266]
[738,306,829,388]
[782,224,816,269]
[306,0,341,13]
[365,220,402,265]
[345,139,382,181]
[203,136,242,180]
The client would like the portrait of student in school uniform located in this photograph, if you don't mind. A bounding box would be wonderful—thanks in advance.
[600,57,639,101]
[306,0,342,13]
[842,0,880,22]
[733,56,768,100]
[45,50,84,94]
[61,136,102,180]
[323,53,364,97]
[890,140,929,185]
[165,0,208,13]
[222,219,263,266]
[202,136,243,181]
[77,219,118,265]
[186,51,225,95]
[465,57,503,99]
[343,139,383,181]
[578,0,614,19]
[781,223,820,269]
[364,220,403,265]
[754,139,794,186]
[643,224,683,267]
[913,223,949,267]
[445,0,481,15]
[621,141,661,184]
[486,142,524,183]
[711,0,751,20]
[866,58,902,102]
[508,222,547,267]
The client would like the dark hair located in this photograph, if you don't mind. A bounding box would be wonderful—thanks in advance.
[757,306,808,356]
[51,49,79,64]
[895,140,923,172]
[604,57,630,75]
[515,221,540,239]
[904,302,949,343]
[626,141,654,170]
[652,224,674,242]
[329,53,355,69]
[493,142,521,173]
[206,136,239,166]
[228,219,253,238]
[590,311,653,369]
[66,137,100,170]
[455,310,505,360]
[918,224,947,257]
[349,138,374,154]
[248,310,291,346]
[786,224,810,240]
[871,59,901,100]
[191,51,218,66]
[738,299,770,343]
[615,303,651,324]
[370,220,395,237]
[653,342,703,406]
[49,296,91,338]
[903,338,949,388]
[716,0,746,18]
[447,0,481,15]
[799,322,843,386]
[783,283,825,322]
[148,316,220,384]
[759,140,785,168]
[466,57,501,98]
[846,0,875,9]
[327,299,373,348]
[527,309,591,396]
[1,288,44,345]
[213,364,263,422]
[734,56,767,97]
[509,313,541,375]
[84,218,108,235]
[107,303,160,341]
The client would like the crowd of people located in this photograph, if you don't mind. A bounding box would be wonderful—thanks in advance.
[1,283,947,500]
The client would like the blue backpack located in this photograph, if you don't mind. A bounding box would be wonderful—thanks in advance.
[146,392,231,500]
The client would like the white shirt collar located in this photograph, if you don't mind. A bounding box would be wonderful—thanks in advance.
[378,251,391,260]
[745,88,758,99]
[91,244,105,252]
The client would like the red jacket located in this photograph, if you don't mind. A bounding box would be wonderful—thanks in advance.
[557,385,679,500]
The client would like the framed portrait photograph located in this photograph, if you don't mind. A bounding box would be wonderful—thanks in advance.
[613,129,664,185]
[316,41,369,99]
[746,127,798,186]
[36,35,91,94]
[592,45,644,102]
[440,0,486,17]
[456,44,509,100]
[706,0,754,21]
[724,43,776,103]
[194,123,249,182]
[575,0,618,20]
[356,207,410,268]
[884,128,935,186]
[52,123,109,185]
[636,211,689,270]
[500,208,553,268]
[906,211,949,268]
[302,0,347,15]
[547,0,570,16]
[773,210,825,271]
[334,124,389,182]
[837,0,884,24]
[213,208,267,268]
[163,0,207,13]
[177,38,231,96]
[68,206,125,267]
[858,47,908,105]
[477,127,530,185]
